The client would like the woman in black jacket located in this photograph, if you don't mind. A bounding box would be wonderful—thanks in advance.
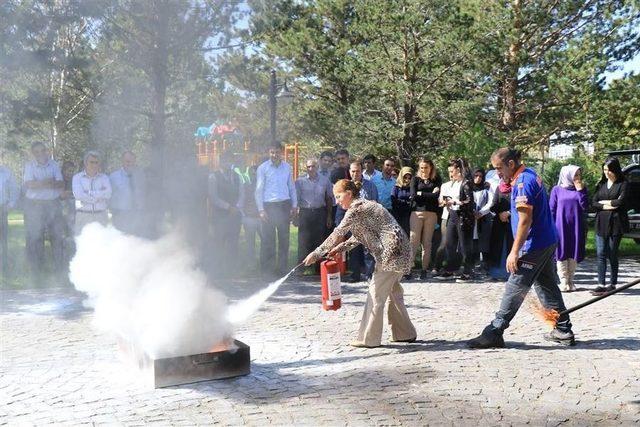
[591,157,629,294]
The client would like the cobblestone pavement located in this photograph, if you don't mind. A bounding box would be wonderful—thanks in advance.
[2,257,639,426]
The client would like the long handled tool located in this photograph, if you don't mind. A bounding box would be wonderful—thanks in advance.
[558,277,640,316]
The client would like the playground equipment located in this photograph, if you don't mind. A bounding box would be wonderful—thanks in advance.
[194,123,306,180]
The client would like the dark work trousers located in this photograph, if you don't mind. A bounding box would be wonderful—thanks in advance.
[242,215,261,269]
[212,209,242,275]
[349,244,375,280]
[297,207,328,266]
[1,206,8,274]
[445,210,473,275]
[261,200,292,275]
[24,199,64,274]
[489,244,572,333]
[429,224,442,270]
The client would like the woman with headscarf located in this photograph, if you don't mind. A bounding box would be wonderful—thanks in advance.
[391,166,414,238]
[392,166,414,279]
[488,177,513,281]
[471,168,494,273]
[549,165,589,292]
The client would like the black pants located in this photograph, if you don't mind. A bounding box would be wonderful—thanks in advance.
[349,244,375,280]
[261,200,291,275]
[1,207,8,274]
[24,199,64,273]
[297,207,327,265]
[445,211,473,275]
[212,210,241,275]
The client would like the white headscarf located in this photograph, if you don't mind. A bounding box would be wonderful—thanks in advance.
[557,165,581,189]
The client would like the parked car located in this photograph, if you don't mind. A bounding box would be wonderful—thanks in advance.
[608,149,640,243]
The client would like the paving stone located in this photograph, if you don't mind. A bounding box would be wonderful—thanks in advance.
[1,257,639,425]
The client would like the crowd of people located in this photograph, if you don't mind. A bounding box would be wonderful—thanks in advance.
[303,147,630,348]
[0,142,145,279]
[0,141,631,302]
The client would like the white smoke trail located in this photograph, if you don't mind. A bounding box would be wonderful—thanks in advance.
[69,223,230,359]
[226,264,300,324]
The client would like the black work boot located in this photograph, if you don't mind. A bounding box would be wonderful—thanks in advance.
[467,325,505,349]
[543,328,576,346]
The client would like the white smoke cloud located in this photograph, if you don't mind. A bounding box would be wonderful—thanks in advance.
[69,223,231,359]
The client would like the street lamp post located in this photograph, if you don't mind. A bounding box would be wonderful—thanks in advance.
[269,69,293,146]
[269,70,277,146]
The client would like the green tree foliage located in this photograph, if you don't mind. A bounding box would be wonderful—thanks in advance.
[1,0,103,168]
[228,0,639,167]
[245,0,494,164]
[489,0,640,153]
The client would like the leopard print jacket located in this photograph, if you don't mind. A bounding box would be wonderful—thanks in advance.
[313,199,412,274]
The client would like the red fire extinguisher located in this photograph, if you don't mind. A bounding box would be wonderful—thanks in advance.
[320,260,342,311]
[333,251,347,275]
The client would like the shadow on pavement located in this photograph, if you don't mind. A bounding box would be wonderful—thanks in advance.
[506,338,640,351]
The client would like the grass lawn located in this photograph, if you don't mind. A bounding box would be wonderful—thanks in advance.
[2,211,303,289]
[2,211,638,289]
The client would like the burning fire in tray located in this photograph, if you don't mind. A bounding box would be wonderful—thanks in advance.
[118,336,250,388]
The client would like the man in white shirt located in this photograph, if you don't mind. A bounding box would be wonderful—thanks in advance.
[1,151,19,274]
[23,141,65,274]
[72,151,112,234]
[255,143,298,277]
[109,151,145,235]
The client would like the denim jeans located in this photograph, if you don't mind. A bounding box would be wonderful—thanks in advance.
[595,234,622,286]
[490,244,572,333]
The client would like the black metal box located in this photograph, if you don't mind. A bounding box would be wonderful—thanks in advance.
[147,339,250,388]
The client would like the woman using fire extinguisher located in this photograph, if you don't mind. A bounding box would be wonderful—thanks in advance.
[303,179,417,348]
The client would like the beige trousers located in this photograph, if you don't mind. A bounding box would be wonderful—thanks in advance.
[557,258,578,290]
[409,211,438,270]
[357,269,416,346]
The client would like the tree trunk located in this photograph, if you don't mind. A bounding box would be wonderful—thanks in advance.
[501,0,522,132]
[49,27,63,154]
[147,0,170,231]
[395,102,416,166]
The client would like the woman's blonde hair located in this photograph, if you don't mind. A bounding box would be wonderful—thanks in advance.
[417,157,437,180]
[334,178,361,198]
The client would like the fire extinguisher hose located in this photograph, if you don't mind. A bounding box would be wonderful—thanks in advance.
[558,277,640,316]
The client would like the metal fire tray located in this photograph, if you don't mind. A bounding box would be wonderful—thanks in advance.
[147,340,250,388]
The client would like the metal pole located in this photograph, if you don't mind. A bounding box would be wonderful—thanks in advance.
[269,69,277,146]
[558,278,640,316]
